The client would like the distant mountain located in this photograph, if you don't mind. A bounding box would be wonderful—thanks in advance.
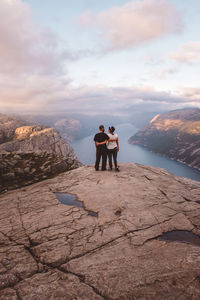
[15,112,157,143]
[54,118,81,142]
[0,113,26,143]
[129,111,161,128]
[129,108,200,170]
[0,114,81,193]
[18,114,82,142]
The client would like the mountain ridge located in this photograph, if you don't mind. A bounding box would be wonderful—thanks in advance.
[129,108,200,170]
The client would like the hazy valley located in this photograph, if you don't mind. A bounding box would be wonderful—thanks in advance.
[1,108,200,195]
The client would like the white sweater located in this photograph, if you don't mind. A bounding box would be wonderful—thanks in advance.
[107,133,118,149]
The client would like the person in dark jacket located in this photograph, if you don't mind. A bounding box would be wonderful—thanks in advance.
[94,125,109,171]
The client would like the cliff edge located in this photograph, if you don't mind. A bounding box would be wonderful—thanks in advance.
[0,117,81,193]
[0,163,200,299]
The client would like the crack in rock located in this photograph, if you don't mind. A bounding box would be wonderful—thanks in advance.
[57,267,107,300]
[1,163,200,299]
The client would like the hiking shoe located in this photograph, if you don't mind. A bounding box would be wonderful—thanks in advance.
[115,167,120,172]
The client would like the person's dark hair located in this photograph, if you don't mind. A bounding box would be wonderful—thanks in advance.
[99,125,104,131]
[109,126,115,135]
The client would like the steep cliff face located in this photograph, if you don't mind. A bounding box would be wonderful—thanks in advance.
[0,163,200,299]
[0,125,78,157]
[129,108,200,170]
[0,116,81,193]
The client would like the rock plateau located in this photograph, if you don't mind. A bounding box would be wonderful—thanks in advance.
[0,163,200,299]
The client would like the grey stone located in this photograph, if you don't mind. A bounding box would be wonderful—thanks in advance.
[24,167,30,173]
[1,172,15,179]
[0,163,200,299]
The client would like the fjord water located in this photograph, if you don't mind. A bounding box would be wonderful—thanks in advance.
[72,123,200,182]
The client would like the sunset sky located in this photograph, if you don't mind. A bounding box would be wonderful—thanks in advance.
[0,0,200,115]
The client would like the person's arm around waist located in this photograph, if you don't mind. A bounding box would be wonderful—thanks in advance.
[96,140,107,146]
[96,137,117,145]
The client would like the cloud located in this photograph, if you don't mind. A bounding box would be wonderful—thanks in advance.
[169,42,200,64]
[46,85,200,115]
[155,68,178,79]
[144,55,164,66]
[180,88,200,101]
[0,0,71,75]
[0,0,76,114]
[79,0,182,51]
[0,0,198,117]
[1,81,199,116]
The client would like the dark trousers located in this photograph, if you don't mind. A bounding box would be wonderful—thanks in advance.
[107,147,118,169]
[95,148,107,170]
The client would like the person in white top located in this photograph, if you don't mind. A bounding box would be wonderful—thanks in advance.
[107,126,119,171]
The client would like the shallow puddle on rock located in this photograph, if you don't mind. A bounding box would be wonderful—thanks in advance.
[115,210,121,216]
[55,193,98,218]
[159,230,200,247]
[87,210,98,218]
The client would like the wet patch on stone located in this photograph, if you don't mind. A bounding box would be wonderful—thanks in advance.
[115,210,121,216]
[55,193,98,218]
[158,230,200,247]
[87,210,98,218]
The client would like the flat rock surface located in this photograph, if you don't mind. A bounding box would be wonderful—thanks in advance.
[0,163,200,299]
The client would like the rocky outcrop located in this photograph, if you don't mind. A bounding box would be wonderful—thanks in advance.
[0,163,200,299]
[129,108,200,170]
[0,121,81,193]
[0,126,78,157]
[20,115,82,142]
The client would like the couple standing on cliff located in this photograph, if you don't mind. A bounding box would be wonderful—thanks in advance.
[94,125,120,171]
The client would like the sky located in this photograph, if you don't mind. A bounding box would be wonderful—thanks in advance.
[0,0,200,116]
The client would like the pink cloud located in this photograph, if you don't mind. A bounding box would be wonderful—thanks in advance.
[1,78,199,115]
[79,0,182,51]
[181,88,200,101]
[169,42,200,64]
[0,0,74,113]
[0,0,67,75]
